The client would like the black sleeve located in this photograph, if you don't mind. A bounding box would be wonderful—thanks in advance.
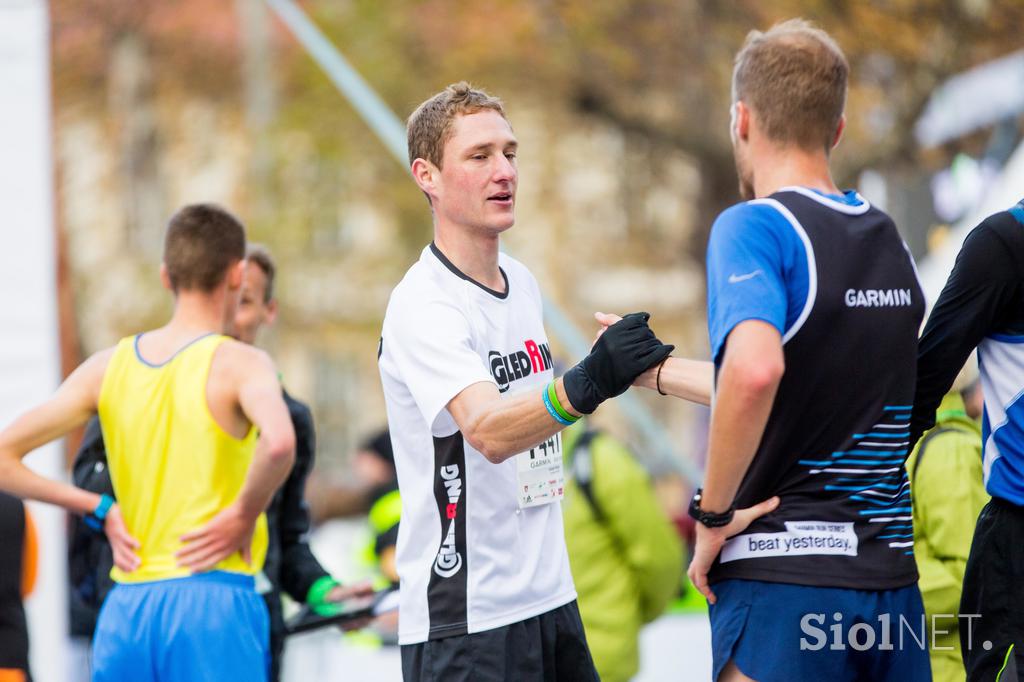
[277,395,331,602]
[911,214,1024,445]
[68,416,116,637]
[71,417,114,496]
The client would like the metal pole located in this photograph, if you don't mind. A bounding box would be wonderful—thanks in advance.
[265,0,407,162]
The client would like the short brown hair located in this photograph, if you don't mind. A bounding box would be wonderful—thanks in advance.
[245,243,276,303]
[407,82,507,169]
[732,19,848,153]
[163,204,246,293]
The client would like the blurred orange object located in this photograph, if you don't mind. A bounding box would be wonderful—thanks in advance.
[0,668,26,682]
[21,510,37,598]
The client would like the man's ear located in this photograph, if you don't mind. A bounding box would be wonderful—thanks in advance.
[227,260,246,289]
[733,101,751,143]
[831,115,846,150]
[264,298,279,327]
[411,158,440,199]
[159,263,174,292]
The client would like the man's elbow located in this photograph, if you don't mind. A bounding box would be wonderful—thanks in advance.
[731,356,785,396]
[0,454,13,484]
[265,430,297,468]
[461,426,505,464]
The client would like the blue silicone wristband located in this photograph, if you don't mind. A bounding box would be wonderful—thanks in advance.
[542,386,574,426]
[95,494,114,520]
[84,494,114,532]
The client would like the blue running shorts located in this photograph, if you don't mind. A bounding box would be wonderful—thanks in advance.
[91,571,269,682]
[708,579,931,682]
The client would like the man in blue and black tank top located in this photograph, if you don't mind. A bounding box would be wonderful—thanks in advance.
[623,19,931,682]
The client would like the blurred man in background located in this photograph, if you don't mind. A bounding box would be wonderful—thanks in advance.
[307,428,402,647]
[0,493,37,682]
[347,430,400,589]
[910,198,1024,680]
[223,244,372,677]
[308,428,401,585]
[67,243,368,682]
[907,360,987,682]
[561,422,682,682]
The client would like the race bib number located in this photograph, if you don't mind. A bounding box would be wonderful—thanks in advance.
[515,433,565,509]
[719,520,859,563]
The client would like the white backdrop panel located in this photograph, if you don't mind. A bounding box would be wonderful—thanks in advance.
[0,2,70,681]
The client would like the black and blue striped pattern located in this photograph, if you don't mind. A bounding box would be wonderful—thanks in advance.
[800,405,915,555]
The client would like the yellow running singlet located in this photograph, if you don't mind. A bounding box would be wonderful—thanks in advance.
[98,333,268,583]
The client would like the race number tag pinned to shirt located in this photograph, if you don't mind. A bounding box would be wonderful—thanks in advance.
[516,432,565,509]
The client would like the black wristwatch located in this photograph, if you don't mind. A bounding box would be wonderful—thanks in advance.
[688,488,735,528]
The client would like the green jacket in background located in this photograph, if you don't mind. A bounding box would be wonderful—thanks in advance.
[906,392,987,682]
[562,423,684,682]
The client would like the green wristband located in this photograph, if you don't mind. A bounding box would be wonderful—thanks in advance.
[306,576,342,616]
[547,381,579,423]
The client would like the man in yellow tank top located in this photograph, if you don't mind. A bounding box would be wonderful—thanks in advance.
[0,204,296,682]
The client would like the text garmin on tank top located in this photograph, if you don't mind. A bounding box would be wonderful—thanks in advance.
[844,289,913,307]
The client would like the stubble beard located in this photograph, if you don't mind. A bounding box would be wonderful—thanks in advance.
[734,154,755,202]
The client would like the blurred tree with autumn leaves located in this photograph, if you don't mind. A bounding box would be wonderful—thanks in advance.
[47,0,1024,462]
[51,0,1024,260]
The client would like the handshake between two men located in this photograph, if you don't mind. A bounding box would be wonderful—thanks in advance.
[563,311,675,415]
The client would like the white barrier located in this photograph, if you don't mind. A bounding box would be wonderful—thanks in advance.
[0,2,69,681]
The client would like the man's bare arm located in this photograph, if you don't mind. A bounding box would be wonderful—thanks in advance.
[447,312,672,465]
[0,350,110,513]
[0,350,142,572]
[700,320,784,512]
[635,357,713,406]
[448,379,578,464]
[233,347,296,517]
[594,312,712,405]
[687,320,784,603]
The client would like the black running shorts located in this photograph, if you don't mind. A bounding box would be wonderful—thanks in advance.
[400,600,598,682]
[960,497,1024,681]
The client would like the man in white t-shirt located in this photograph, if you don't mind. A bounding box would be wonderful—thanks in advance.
[378,82,673,681]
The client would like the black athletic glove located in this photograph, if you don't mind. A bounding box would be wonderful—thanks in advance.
[562,312,674,414]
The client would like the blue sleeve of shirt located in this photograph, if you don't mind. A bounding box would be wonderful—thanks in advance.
[707,201,807,364]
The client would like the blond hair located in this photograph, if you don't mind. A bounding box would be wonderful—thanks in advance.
[732,19,848,153]
[407,82,507,168]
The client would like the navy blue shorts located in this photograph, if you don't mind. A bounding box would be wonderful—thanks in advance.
[91,571,270,682]
[708,579,931,682]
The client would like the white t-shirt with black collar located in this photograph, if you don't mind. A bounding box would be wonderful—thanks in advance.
[378,243,576,645]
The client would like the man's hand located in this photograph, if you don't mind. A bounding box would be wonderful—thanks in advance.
[324,581,376,632]
[176,503,257,572]
[593,311,621,343]
[563,312,674,414]
[687,496,779,605]
[325,581,376,603]
[598,311,713,404]
[104,504,141,573]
